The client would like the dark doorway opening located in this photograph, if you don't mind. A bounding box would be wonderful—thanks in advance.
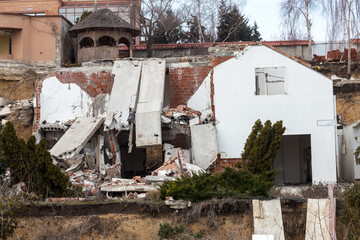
[273,135,312,184]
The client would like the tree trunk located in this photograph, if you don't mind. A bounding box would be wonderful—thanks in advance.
[346,1,351,74]
[197,0,203,43]
[305,0,312,61]
[210,0,216,42]
[146,37,153,58]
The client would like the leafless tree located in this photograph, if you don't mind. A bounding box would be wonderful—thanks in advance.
[133,0,173,57]
[280,0,319,60]
[327,0,360,74]
[179,0,246,43]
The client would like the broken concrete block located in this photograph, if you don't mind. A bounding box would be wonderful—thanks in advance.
[165,197,192,209]
[0,106,12,118]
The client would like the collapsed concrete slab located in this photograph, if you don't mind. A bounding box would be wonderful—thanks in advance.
[135,58,166,147]
[104,60,142,131]
[50,117,105,161]
[190,123,219,169]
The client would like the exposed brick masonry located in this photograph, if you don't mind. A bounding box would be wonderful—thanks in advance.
[54,71,114,97]
[169,65,212,108]
[168,56,233,108]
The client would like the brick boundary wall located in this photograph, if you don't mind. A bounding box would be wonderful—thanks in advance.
[33,71,114,133]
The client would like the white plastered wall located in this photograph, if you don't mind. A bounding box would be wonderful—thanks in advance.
[188,45,337,183]
[40,76,109,124]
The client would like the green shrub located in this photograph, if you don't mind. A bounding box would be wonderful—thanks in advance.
[0,122,74,198]
[160,168,277,202]
[158,222,185,240]
[342,182,360,240]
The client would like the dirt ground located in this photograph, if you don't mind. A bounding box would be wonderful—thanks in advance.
[0,70,38,101]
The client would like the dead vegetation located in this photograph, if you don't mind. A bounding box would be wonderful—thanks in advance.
[37,216,117,240]
[178,198,252,225]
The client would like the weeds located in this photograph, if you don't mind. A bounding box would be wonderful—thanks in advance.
[341,182,360,240]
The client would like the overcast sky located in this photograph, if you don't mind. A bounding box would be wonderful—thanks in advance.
[243,0,327,42]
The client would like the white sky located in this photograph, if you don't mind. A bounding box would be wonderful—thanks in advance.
[243,0,327,42]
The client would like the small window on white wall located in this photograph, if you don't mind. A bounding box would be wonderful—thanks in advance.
[255,66,285,95]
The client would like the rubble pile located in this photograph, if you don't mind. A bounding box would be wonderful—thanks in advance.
[161,105,213,126]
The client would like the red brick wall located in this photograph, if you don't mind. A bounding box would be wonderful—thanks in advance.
[168,56,233,108]
[169,65,212,107]
[33,71,114,133]
[54,71,114,97]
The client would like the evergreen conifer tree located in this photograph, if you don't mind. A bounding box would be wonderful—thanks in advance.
[216,0,253,42]
[0,122,73,198]
[251,22,262,41]
[153,9,183,44]
[240,119,285,175]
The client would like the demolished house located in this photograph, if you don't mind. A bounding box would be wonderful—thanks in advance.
[33,43,337,197]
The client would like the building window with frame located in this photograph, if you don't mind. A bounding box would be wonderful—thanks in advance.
[255,66,286,95]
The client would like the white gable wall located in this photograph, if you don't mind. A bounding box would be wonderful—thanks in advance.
[189,45,337,183]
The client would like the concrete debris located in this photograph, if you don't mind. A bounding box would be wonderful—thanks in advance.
[35,59,217,201]
[152,147,204,177]
[50,117,105,160]
[68,169,100,195]
[162,105,201,125]
[165,196,192,209]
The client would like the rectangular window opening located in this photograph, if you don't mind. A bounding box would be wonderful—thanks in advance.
[255,66,286,95]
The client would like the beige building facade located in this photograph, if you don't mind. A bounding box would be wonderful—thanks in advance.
[0,13,75,66]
